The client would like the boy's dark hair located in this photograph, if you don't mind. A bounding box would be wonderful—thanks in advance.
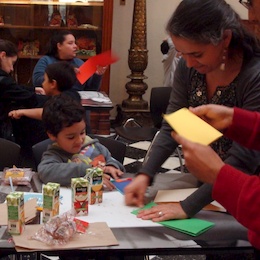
[160,40,169,55]
[45,61,77,92]
[42,95,86,137]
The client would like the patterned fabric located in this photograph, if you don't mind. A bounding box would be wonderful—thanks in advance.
[71,143,106,167]
[188,72,237,160]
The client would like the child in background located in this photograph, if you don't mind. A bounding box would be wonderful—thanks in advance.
[9,61,80,120]
[32,30,107,134]
[38,94,125,188]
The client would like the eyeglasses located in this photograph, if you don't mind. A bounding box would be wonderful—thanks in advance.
[239,0,252,9]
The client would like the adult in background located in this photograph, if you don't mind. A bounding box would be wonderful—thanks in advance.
[9,61,80,120]
[160,37,180,87]
[125,0,260,222]
[32,30,107,133]
[0,39,47,165]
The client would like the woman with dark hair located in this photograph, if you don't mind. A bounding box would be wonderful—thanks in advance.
[32,30,106,92]
[9,61,80,120]
[125,0,260,222]
[0,39,46,143]
[32,30,107,133]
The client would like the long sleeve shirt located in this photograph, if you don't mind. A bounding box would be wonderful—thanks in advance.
[213,107,260,250]
[162,37,180,87]
[139,55,260,217]
[38,136,125,186]
[0,69,38,121]
[32,55,102,91]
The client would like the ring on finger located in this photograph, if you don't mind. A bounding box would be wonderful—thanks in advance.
[158,211,163,217]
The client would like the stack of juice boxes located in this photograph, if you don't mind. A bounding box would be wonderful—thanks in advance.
[71,177,89,216]
[42,182,60,223]
[86,167,103,205]
[7,192,25,235]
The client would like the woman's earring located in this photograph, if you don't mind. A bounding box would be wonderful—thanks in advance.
[220,49,227,71]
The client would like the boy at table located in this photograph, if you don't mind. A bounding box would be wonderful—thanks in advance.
[38,94,125,188]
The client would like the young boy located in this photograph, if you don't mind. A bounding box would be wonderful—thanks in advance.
[9,61,80,120]
[38,95,125,188]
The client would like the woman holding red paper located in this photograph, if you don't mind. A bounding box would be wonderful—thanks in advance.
[32,30,107,133]
[32,30,106,92]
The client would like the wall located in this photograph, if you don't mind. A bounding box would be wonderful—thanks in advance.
[109,0,248,118]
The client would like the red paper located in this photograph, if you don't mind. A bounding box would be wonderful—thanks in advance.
[77,50,119,85]
[74,218,89,233]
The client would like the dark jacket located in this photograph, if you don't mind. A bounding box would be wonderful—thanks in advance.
[0,69,38,121]
[0,69,48,144]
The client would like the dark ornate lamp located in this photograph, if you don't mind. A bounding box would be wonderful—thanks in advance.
[122,0,148,109]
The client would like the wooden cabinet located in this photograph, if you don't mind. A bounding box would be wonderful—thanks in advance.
[242,0,260,40]
[0,0,113,94]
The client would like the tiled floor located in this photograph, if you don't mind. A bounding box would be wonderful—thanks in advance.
[119,138,185,175]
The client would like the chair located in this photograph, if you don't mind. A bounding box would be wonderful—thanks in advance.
[89,134,126,164]
[0,138,21,170]
[32,135,126,168]
[32,139,53,168]
[114,86,172,142]
[114,86,184,173]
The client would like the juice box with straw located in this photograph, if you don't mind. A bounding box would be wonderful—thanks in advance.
[42,182,60,223]
[85,167,103,205]
[7,192,25,235]
[71,177,89,216]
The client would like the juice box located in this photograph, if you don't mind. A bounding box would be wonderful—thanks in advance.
[6,192,25,235]
[42,182,60,223]
[86,167,103,205]
[71,177,89,216]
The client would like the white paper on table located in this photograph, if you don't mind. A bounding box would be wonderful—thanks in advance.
[59,187,161,228]
[78,91,112,103]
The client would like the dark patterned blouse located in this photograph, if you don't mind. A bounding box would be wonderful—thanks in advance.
[188,71,237,160]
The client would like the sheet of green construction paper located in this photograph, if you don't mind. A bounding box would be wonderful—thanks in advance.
[159,218,214,236]
[131,202,214,236]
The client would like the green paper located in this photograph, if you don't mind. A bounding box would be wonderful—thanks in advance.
[159,218,214,236]
[132,202,214,236]
[131,201,157,215]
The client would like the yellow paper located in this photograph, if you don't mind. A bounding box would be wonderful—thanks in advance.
[164,108,223,145]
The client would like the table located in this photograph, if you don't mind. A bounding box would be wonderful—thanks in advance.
[0,172,42,259]
[80,91,113,135]
[0,172,41,200]
[0,173,254,259]
[0,210,252,259]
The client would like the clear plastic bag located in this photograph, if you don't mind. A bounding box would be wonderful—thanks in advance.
[31,209,77,246]
[2,167,34,186]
